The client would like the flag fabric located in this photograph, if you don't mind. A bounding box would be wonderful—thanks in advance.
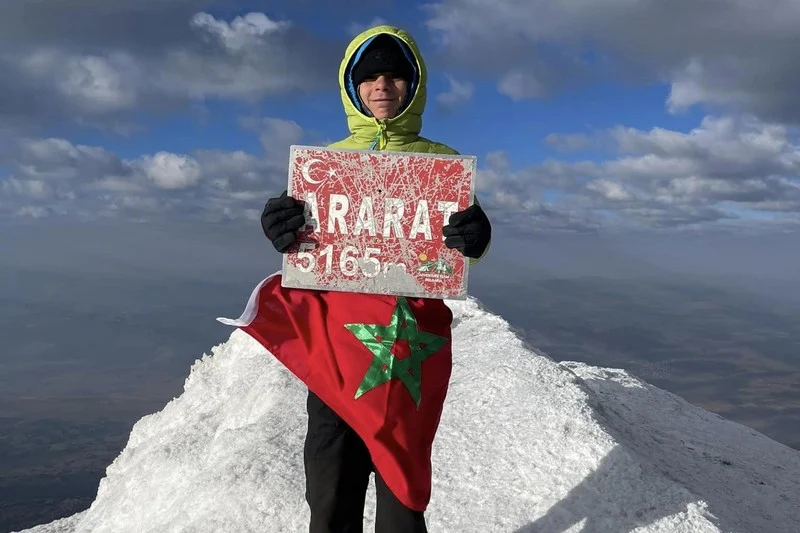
[217,271,454,511]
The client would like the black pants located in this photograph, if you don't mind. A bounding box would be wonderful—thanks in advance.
[304,390,428,533]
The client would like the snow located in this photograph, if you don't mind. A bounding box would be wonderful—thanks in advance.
[16,293,800,533]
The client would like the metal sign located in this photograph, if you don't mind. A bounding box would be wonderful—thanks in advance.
[281,145,476,299]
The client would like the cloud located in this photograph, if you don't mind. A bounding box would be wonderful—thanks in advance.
[160,12,336,101]
[15,138,129,182]
[243,117,306,160]
[20,51,141,115]
[424,0,800,124]
[2,120,797,237]
[479,115,800,232]
[192,12,288,51]
[473,152,601,234]
[0,117,303,222]
[0,4,340,131]
[497,71,549,101]
[545,132,597,152]
[16,206,51,219]
[347,17,389,36]
[137,153,202,190]
[0,1,209,53]
[436,75,474,109]
[1,178,51,199]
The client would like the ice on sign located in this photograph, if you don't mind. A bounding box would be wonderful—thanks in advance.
[280,145,476,299]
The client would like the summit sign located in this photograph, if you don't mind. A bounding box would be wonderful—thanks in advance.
[281,145,476,299]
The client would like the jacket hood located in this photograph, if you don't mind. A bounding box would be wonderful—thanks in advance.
[338,25,427,149]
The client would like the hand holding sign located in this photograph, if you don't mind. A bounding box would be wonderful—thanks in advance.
[261,191,305,253]
[443,203,491,259]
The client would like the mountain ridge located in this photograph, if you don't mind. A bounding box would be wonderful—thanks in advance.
[16,294,800,532]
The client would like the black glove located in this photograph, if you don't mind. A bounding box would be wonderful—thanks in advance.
[260,190,305,253]
[443,203,491,259]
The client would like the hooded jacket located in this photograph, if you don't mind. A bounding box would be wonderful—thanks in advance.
[328,25,490,263]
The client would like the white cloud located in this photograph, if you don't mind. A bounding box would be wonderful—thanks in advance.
[588,179,631,201]
[347,17,388,36]
[16,206,50,218]
[194,150,266,186]
[2,110,798,234]
[1,178,50,198]
[58,54,140,113]
[156,12,333,101]
[0,116,302,221]
[424,0,800,123]
[138,152,202,190]
[437,75,474,109]
[0,7,339,129]
[497,70,548,100]
[89,177,145,193]
[608,116,798,180]
[191,12,288,52]
[479,114,800,231]
[545,132,595,152]
[238,116,306,163]
[17,138,127,181]
[258,118,304,153]
[18,48,142,116]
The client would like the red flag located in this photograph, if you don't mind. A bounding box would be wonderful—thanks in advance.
[219,272,453,511]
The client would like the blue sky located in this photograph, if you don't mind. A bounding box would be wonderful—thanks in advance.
[64,79,700,166]
[1,0,800,285]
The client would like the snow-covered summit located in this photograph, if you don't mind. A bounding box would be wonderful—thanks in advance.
[17,294,800,532]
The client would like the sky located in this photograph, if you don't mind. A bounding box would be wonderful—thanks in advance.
[2,0,800,287]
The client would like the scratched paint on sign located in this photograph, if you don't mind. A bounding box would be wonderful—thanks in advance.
[280,145,476,299]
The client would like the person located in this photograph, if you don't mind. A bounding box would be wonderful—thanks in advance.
[259,25,492,533]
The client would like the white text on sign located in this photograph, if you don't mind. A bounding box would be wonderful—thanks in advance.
[296,243,407,278]
[300,192,460,241]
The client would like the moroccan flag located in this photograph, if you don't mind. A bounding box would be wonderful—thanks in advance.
[217,272,454,511]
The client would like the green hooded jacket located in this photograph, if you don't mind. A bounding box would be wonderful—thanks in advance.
[328,24,489,264]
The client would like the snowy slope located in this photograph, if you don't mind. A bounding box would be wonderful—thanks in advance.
[16,294,800,533]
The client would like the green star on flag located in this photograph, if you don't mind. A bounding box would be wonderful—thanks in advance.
[345,297,448,408]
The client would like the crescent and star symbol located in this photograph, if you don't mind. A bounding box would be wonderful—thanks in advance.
[300,157,337,185]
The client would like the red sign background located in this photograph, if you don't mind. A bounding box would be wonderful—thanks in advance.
[281,145,476,299]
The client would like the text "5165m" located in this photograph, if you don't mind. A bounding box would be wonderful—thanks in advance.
[294,243,407,277]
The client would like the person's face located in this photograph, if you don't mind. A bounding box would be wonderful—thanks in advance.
[358,72,408,119]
